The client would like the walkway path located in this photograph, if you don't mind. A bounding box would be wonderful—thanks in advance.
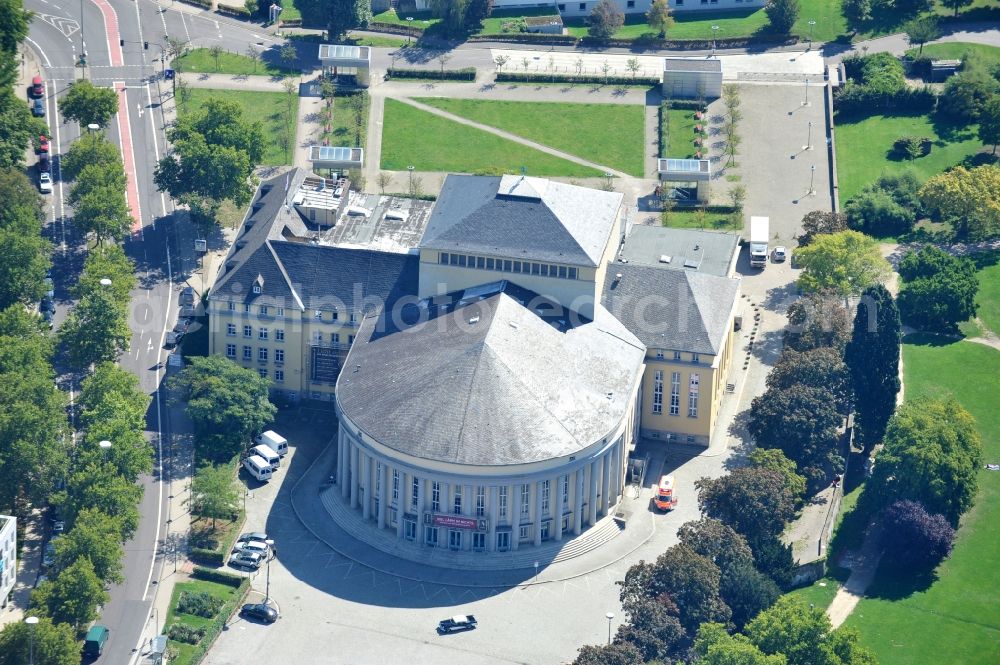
[828,21,1000,63]
[827,526,884,629]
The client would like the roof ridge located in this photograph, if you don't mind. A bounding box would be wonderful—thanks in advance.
[266,241,304,310]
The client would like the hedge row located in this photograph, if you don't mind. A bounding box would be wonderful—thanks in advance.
[466,32,797,49]
[468,32,578,45]
[216,5,250,18]
[177,568,250,665]
[387,67,476,81]
[190,565,245,587]
[179,0,212,8]
[496,71,659,87]
[190,547,225,566]
[369,21,424,37]
[834,81,937,117]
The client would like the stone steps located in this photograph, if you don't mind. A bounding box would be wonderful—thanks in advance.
[318,486,625,573]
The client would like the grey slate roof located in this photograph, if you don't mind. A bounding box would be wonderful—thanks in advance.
[619,226,739,277]
[337,282,646,466]
[602,263,739,356]
[210,168,417,313]
[664,57,722,73]
[419,174,623,268]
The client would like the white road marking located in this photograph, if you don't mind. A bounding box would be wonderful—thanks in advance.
[144,81,168,218]
[24,37,52,68]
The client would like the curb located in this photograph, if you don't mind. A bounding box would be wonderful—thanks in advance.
[288,439,659,589]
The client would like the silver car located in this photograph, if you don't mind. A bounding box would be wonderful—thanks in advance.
[229,551,264,570]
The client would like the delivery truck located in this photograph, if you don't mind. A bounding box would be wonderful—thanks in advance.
[749,216,769,269]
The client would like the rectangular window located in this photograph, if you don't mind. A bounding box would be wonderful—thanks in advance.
[228,302,236,311]
[259,306,268,316]
[276,307,284,317]
[476,486,485,518]
[315,310,323,320]
[449,253,459,266]
[531,263,540,275]
[275,329,284,342]
[513,261,522,273]
[243,346,252,360]
[258,347,268,362]
[558,3,566,10]
[503,260,512,272]
[258,368,267,378]
[243,325,253,338]
[449,529,462,550]
[519,525,530,541]
[349,312,358,324]
[227,323,236,336]
[541,479,550,513]
[520,484,530,517]
[689,373,700,418]
[670,371,681,416]
[453,488,462,515]
[562,475,569,507]
[653,370,664,415]
[392,470,399,503]
[627,0,635,6]
[692,353,700,363]
[476,256,485,269]
[332,310,339,321]
[486,257,495,270]
[568,267,578,280]
[274,369,284,383]
[458,254,467,267]
[655,349,664,359]
[411,477,419,510]
[375,462,381,503]
[558,266,567,279]
[244,304,251,313]
[499,486,508,519]
[259,328,269,340]
[226,344,236,358]
[676,0,683,4]
[473,532,486,551]
[439,252,449,265]
[332,333,340,344]
[425,526,438,546]
[579,2,586,9]
[274,349,284,363]
[497,530,510,551]
[404,519,416,541]
[313,332,324,343]
[432,482,441,512]
[348,335,355,345]
[674,350,682,361]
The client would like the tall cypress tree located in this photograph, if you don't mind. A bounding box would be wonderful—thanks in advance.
[845,284,901,453]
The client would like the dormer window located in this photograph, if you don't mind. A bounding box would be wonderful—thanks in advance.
[252,285,261,294]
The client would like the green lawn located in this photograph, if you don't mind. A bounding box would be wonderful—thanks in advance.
[663,107,702,159]
[165,579,242,665]
[380,98,602,177]
[974,259,1000,337]
[177,88,299,166]
[787,572,847,610]
[172,48,296,78]
[843,337,1000,664]
[373,8,439,29]
[661,208,742,230]
[415,97,645,176]
[321,92,369,149]
[834,113,982,204]
[906,42,1000,68]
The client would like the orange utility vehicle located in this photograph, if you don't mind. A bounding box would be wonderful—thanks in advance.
[654,475,678,511]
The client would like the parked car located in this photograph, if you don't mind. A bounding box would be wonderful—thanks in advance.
[41,295,55,315]
[32,97,45,117]
[236,531,269,544]
[229,551,264,570]
[38,153,50,173]
[30,75,44,98]
[50,519,64,533]
[240,603,278,623]
[37,135,49,153]
[437,615,477,634]
[772,246,787,262]
[38,172,52,193]
[82,625,110,657]
[163,68,175,81]
[164,330,181,348]
[42,542,56,567]
[173,318,191,335]
[35,574,48,587]
[42,308,54,327]
[44,277,54,299]
[180,286,195,305]
[233,540,270,557]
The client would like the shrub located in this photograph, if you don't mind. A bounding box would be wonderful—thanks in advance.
[845,172,922,237]
[881,500,955,570]
[496,71,659,87]
[190,565,245,587]
[386,67,476,81]
[177,591,224,618]
[897,246,979,332]
[938,70,1000,121]
[835,52,936,117]
[168,623,206,644]
[892,135,932,160]
[189,547,225,565]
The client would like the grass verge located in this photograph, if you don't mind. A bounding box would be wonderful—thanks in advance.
[172,48,296,78]
[177,88,299,166]
[905,42,1000,69]
[165,575,244,665]
[664,107,702,159]
[834,113,982,204]
[415,97,645,176]
[380,98,603,177]
[660,208,742,230]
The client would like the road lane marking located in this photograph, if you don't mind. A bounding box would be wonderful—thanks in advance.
[50,81,68,256]
[24,37,52,68]
[90,0,124,67]
[144,81,168,219]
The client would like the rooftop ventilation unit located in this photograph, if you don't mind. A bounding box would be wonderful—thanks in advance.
[659,255,672,264]
[468,315,480,324]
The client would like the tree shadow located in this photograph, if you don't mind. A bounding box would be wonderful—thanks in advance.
[929,112,976,143]
[901,331,963,347]
[865,560,939,601]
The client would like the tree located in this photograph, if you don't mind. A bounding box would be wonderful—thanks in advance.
[902,17,939,56]
[0,616,79,665]
[745,596,876,665]
[60,288,131,369]
[765,0,799,35]
[845,187,916,238]
[59,80,119,128]
[867,396,982,524]
[844,282,900,450]
[647,0,673,37]
[625,57,640,81]
[785,291,853,353]
[192,463,240,528]
[795,230,891,298]
[73,244,137,303]
[572,643,644,665]
[678,518,754,577]
[428,0,471,33]
[696,468,796,544]
[720,562,782,630]
[766,347,852,413]
[615,596,685,662]
[52,508,125,583]
[897,246,978,331]
[318,0,371,39]
[165,36,189,59]
[938,70,1000,122]
[799,210,846,246]
[0,90,48,168]
[940,0,973,17]
[67,161,127,209]
[464,0,493,28]
[280,43,298,71]
[919,164,1000,241]
[694,623,787,665]
[376,172,392,194]
[647,544,731,634]
[171,355,276,462]
[980,95,1000,154]
[77,361,151,483]
[748,448,808,507]
[61,132,121,181]
[31,558,108,630]
[881,499,955,571]
[246,44,260,72]
[71,185,132,243]
[208,45,223,71]
[588,0,624,40]
[0,171,50,308]
[57,461,143,538]
[749,385,843,486]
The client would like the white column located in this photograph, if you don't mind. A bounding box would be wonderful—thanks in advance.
[349,444,359,508]
[396,470,406,539]
[487,486,497,552]
[339,432,349,498]
[611,443,622,501]
[440,482,449,548]
[419,478,430,545]
[362,454,372,520]
[553,475,563,541]
[377,461,387,529]
[533,480,543,547]
[574,468,585,535]
[601,451,612,516]
[588,460,600,526]
[509,483,519,551]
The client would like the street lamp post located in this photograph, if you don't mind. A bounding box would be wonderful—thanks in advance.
[808,164,816,196]
[808,20,816,48]
[605,612,614,645]
[407,165,414,194]
[264,539,275,604]
[803,121,813,151]
[25,616,39,665]
[711,26,720,55]
[802,78,811,107]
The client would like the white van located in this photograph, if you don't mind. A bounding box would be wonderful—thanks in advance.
[251,444,280,471]
[254,430,288,457]
[242,455,273,482]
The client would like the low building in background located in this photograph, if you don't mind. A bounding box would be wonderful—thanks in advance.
[662,57,723,99]
[0,515,16,609]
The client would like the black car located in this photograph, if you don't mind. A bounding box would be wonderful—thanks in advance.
[240,603,278,623]
[32,97,45,117]
[437,615,477,634]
